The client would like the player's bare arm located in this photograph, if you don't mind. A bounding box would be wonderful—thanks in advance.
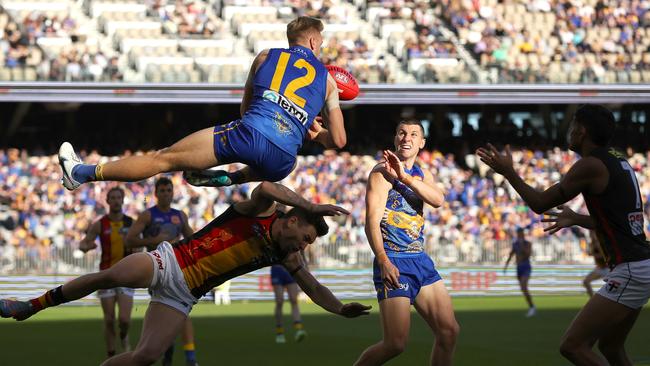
[283,252,371,318]
[126,211,164,250]
[477,144,609,213]
[79,220,101,253]
[235,181,349,217]
[383,150,444,208]
[180,211,193,239]
[366,166,400,289]
[240,49,269,117]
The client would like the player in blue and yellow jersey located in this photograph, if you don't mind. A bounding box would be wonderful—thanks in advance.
[479,105,650,365]
[355,120,459,366]
[0,181,371,366]
[126,177,198,366]
[504,227,536,317]
[58,16,346,191]
[78,186,136,359]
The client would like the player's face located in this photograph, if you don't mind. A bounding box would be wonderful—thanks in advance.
[155,184,174,207]
[106,191,124,214]
[281,217,317,253]
[394,124,425,159]
[567,117,585,152]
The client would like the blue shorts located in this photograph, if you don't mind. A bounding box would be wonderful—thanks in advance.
[271,265,296,286]
[373,253,442,304]
[213,120,296,182]
[517,262,532,278]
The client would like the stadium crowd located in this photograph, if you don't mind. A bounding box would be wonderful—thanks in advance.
[1,145,648,272]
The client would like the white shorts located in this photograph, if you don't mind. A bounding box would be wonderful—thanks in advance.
[146,241,197,315]
[97,287,135,299]
[597,258,650,309]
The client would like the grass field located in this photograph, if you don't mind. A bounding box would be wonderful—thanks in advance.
[1,296,649,366]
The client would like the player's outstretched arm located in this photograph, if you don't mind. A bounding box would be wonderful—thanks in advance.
[542,205,596,234]
[284,253,371,318]
[312,74,346,149]
[79,220,101,253]
[477,144,608,214]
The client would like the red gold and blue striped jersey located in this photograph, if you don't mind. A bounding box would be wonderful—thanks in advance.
[99,215,134,270]
[173,206,287,299]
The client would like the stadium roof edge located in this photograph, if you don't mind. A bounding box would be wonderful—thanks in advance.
[0,83,649,104]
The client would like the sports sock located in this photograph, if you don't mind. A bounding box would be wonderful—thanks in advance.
[71,164,100,183]
[30,285,69,311]
[183,342,197,363]
[275,325,284,335]
[293,321,304,331]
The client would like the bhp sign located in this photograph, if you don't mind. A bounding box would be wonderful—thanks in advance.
[451,272,498,290]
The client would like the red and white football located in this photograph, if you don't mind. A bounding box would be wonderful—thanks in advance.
[326,65,359,101]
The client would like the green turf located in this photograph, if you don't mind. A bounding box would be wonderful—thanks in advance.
[1,296,649,365]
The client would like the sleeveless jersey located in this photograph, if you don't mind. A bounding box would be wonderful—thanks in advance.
[381,164,426,256]
[98,215,134,270]
[243,45,328,156]
[583,147,650,267]
[173,206,287,299]
[144,206,184,244]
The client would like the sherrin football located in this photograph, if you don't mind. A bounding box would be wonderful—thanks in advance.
[326,65,359,101]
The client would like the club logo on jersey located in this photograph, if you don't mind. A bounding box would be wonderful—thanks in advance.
[628,212,644,236]
[273,112,292,135]
[263,90,308,125]
[171,216,181,225]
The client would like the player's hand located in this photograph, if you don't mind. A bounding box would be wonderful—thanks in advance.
[476,144,515,177]
[79,242,96,253]
[307,116,323,141]
[309,203,350,217]
[382,150,405,181]
[338,302,372,318]
[379,259,400,289]
[542,205,577,235]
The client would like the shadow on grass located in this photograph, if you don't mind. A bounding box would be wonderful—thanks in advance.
[1,307,648,366]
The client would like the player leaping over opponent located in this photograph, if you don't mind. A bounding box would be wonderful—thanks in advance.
[1,181,370,366]
[59,16,345,190]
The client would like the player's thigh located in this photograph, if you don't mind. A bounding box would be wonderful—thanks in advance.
[379,297,412,342]
[104,253,154,289]
[286,283,300,303]
[598,307,641,347]
[100,296,117,321]
[135,302,187,357]
[116,292,134,319]
[272,285,285,303]
[414,281,458,336]
[563,294,639,346]
[161,127,219,170]
[518,275,530,289]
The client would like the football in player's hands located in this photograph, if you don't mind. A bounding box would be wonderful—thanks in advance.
[326,65,359,101]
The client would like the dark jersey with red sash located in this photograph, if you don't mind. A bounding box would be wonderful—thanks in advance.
[583,147,650,267]
[99,215,134,270]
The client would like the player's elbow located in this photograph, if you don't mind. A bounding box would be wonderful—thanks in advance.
[332,135,346,149]
[530,204,546,215]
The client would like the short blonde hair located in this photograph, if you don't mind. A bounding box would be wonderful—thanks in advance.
[286,16,324,44]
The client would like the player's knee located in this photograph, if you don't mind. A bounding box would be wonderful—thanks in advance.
[582,279,590,287]
[384,338,408,355]
[118,317,130,328]
[103,316,115,327]
[151,148,177,172]
[131,345,163,365]
[289,299,298,306]
[443,320,461,343]
[559,337,581,359]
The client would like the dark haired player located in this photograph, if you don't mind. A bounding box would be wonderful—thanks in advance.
[478,104,650,365]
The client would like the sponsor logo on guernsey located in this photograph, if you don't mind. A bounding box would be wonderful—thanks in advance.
[171,215,181,225]
[291,47,308,57]
[263,90,308,125]
[628,212,644,236]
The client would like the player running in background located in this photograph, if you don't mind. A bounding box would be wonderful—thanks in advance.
[504,227,536,317]
[79,186,136,359]
[59,16,346,191]
[478,104,650,365]
[0,181,371,366]
[582,229,609,297]
[271,263,307,343]
[126,177,198,366]
[355,120,459,366]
